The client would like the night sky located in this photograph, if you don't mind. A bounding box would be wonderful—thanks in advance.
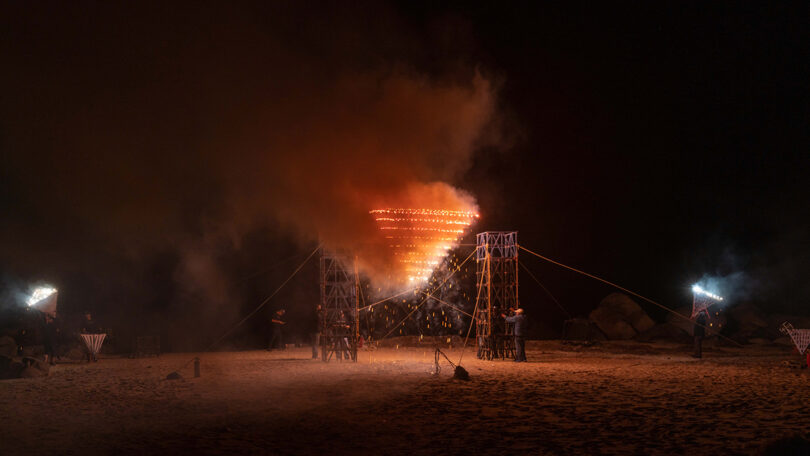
[1,2,808,347]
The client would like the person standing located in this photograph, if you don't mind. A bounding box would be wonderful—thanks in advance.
[503,308,528,362]
[693,310,707,358]
[42,314,58,365]
[81,311,100,362]
[268,309,286,350]
[311,305,322,359]
[334,311,352,361]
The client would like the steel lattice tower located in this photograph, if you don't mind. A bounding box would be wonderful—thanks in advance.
[319,249,359,362]
[475,231,519,360]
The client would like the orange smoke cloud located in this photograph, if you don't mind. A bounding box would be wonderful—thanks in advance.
[219,71,498,289]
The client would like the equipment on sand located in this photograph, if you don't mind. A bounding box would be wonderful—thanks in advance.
[780,322,810,367]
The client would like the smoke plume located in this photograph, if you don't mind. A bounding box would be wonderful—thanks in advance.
[0,3,502,328]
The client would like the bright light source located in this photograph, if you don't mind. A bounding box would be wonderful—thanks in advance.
[692,284,723,301]
[27,287,58,306]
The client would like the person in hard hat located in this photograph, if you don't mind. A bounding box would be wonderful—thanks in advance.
[503,308,528,362]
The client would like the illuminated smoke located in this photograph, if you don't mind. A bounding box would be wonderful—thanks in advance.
[0,4,503,325]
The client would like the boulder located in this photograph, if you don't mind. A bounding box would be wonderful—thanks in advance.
[589,293,655,340]
[0,355,12,379]
[635,322,691,343]
[65,346,86,361]
[727,304,768,332]
[666,306,694,334]
[773,336,796,347]
[18,366,45,378]
[719,304,785,341]
[21,357,50,375]
[0,336,17,358]
[20,345,43,357]
[563,318,605,341]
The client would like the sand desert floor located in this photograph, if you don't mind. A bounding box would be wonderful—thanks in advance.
[1,340,809,455]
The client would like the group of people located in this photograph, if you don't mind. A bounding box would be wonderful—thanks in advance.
[265,303,710,363]
[268,307,355,361]
[501,305,710,363]
[35,310,103,365]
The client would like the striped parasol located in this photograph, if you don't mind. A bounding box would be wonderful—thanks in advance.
[80,333,107,355]
[780,322,810,354]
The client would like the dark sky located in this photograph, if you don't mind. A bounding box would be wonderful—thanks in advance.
[1,2,808,345]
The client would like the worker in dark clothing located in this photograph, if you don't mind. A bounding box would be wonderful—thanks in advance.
[81,311,100,362]
[693,311,707,358]
[311,305,322,359]
[42,314,58,365]
[81,310,99,334]
[268,309,286,350]
[503,308,528,362]
[334,311,352,361]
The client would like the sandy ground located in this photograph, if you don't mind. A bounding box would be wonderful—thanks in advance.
[1,340,809,455]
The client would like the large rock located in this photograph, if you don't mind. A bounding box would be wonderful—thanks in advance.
[636,322,691,343]
[0,336,17,358]
[64,345,86,361]
[22,357,51,375]
[19,366,45,378]
[563,318,606,341]
[723,303,781,341]
[727,304,768,332]
[666,306,694,334]
[589,293,655,340]
[0,355,12,379]
[0,360,24,379]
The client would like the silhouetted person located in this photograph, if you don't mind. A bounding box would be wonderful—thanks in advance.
[311,305,322,359]
[335,311,352,361]
[693,311,707,358]
[42,314,58,365]
[503,308,528,362]
[81,311,100,362]
[268,309,286,350]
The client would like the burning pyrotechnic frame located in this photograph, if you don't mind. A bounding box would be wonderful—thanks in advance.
[319,249,359,362]
[370,208,479,285]
[691,285,723,318]
[475,231,519,360]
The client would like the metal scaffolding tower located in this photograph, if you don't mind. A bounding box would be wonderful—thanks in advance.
[475,231,519,360]
[319,249,359,362]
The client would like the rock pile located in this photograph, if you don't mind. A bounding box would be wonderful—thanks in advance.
[0,335,52,380]
[589,293,656,340]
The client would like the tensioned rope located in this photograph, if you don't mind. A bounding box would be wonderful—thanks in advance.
[168,243,322,376]
[458,252,488,366]
[518,260,572,319]
[206,243,322,351]
[236,250,311,284]
[376,249,477,341]
[418,291,474,318]
[358,287,418,312]
[519,245,742,346]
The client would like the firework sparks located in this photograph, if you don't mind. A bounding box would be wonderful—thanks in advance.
[370,209,479,284]
[692,284,724,302]
[27,286,58,307]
